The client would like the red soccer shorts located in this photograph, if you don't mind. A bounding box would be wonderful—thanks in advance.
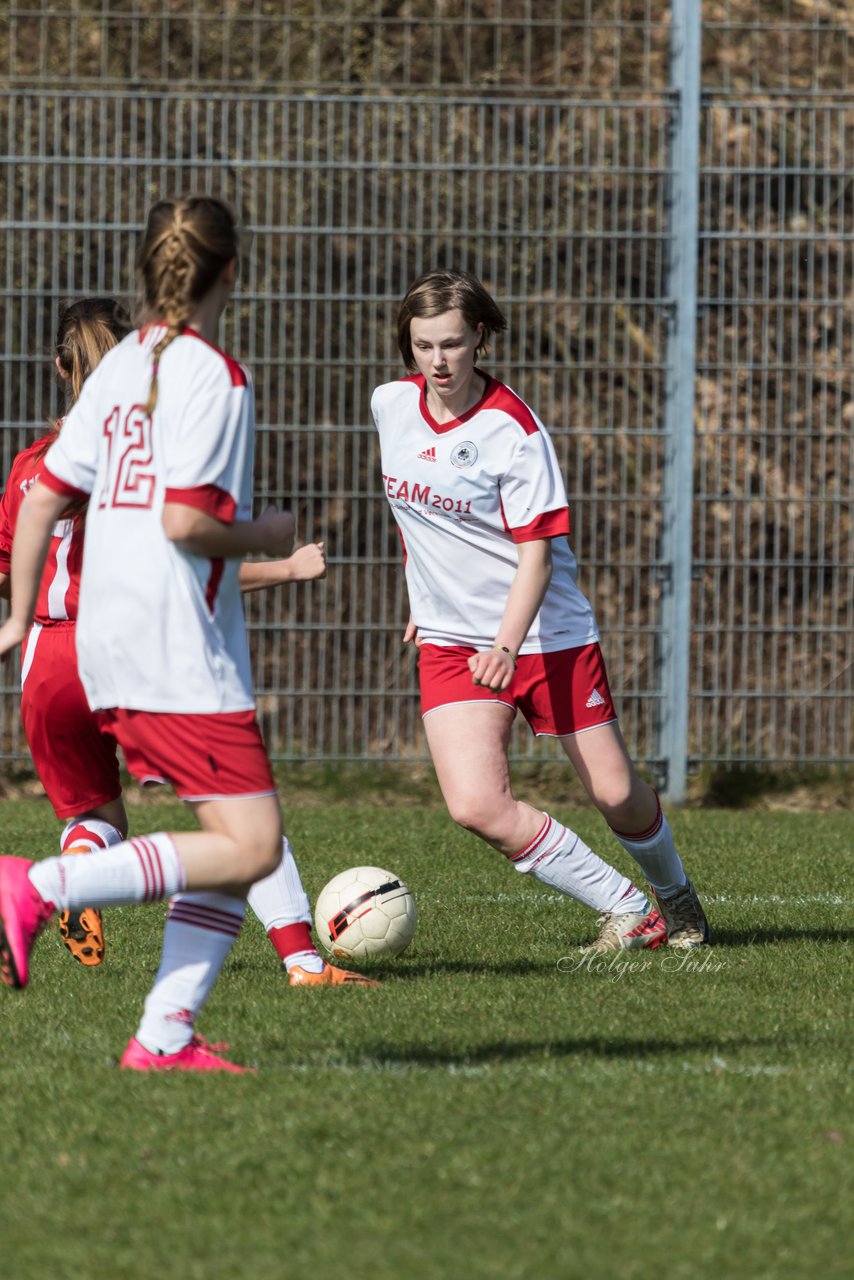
[95,706,276,802]
[20,622,122,820]
[418,641,619,737]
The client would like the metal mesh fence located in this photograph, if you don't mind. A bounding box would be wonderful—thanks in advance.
[2,0,668,94]
[1,2,852,781]
[692,1,854,770]
[694,99,854,767]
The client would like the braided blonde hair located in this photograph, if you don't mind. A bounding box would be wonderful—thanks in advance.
[137,195,240,414]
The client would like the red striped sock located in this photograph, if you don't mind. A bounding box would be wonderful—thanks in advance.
[136,891,246,1054]
[29,830,185,909]
[268,921,317,961]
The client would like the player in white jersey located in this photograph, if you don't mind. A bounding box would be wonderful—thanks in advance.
[0,296,374,989]
[0,196,362,1075]
[373,270,709,952]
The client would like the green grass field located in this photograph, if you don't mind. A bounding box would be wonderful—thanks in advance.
[1,794,852,1280]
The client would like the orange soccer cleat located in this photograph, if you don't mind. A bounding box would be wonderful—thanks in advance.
[288,961,380,988]
[58,907,105,967]
[58,842,105,967]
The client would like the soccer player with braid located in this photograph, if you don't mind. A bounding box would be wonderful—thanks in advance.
[0,195,372,1074]
[372,270,710,953]
[0,297,361,987]
[0,299,133,964]
[0,296,353,977]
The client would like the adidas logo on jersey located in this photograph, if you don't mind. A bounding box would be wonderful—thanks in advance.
[417,446,437,462]
[586,688,605,709]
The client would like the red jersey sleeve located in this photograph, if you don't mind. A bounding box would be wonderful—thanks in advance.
[0,437,54,572]
[0,485,16,573]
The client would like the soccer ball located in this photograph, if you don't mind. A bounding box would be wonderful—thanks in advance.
[314,866,417,960]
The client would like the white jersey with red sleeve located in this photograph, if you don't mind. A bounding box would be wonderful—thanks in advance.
[40,324,257,714]
[371,373,599,653]
[0,432,83,625]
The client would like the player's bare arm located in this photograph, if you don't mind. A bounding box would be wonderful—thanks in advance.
[468,538,553,692]
[238,541,326,594]
[162,502,295,560]
[0,480,70,657]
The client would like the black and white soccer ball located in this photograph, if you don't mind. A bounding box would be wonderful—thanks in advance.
[314,866,417,960]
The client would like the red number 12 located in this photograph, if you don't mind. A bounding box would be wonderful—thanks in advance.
[99,406,155,509]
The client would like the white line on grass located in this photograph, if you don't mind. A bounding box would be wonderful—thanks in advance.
[283,1057,796,1078]
[423,891,853,907]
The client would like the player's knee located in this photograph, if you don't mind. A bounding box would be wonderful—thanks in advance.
[232,819,283,881]
[244,835,282,881]
[592,785,632,819]
[591,777,651,829]
[446,793,503,841]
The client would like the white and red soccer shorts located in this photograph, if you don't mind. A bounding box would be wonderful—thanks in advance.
[95,706,276,802]
[418,641,619,737]
[20,621,122,820]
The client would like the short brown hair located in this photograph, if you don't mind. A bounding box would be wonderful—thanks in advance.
[397,270,507,371]
[136,194,240,413]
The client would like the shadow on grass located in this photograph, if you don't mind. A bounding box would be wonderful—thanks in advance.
[229,956,566,978]
[278,1033,792,1070]
[387,1036,767,1066]
[388,957,565,978]
[229,928,854,981]
[712,926,854,946]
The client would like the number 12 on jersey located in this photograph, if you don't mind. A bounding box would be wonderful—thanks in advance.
[99,406,156,509]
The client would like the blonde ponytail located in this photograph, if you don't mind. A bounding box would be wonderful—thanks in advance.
[44,297,132,459]
[55,297,132,405]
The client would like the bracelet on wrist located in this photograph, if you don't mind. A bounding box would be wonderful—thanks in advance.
[492,644,517,667]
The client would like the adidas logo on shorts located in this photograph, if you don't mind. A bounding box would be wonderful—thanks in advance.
[417,446,437,462]
[586,688,605,709]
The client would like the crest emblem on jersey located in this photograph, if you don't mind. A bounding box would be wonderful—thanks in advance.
[450,441,478,468]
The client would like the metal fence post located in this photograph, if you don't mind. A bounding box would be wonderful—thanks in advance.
[659,0,702,801]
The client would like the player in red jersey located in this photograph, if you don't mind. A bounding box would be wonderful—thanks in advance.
[0,296,372,989]
[372,270,709,953]
[0,299,134,965]
[0,196,369,1074]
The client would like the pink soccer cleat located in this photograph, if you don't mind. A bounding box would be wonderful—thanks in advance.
[120,1035,255,1074]
[0,856,55,989]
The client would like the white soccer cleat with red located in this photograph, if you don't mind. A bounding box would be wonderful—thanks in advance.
[580,907,666,953]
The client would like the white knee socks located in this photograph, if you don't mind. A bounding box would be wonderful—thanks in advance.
[611,803,687,897]
[247,836,311,929]
[509,813,649,914]
[29,832,186,908]
[60,817,124,854]
[247,837,323,973]
[136,893,246,1054]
